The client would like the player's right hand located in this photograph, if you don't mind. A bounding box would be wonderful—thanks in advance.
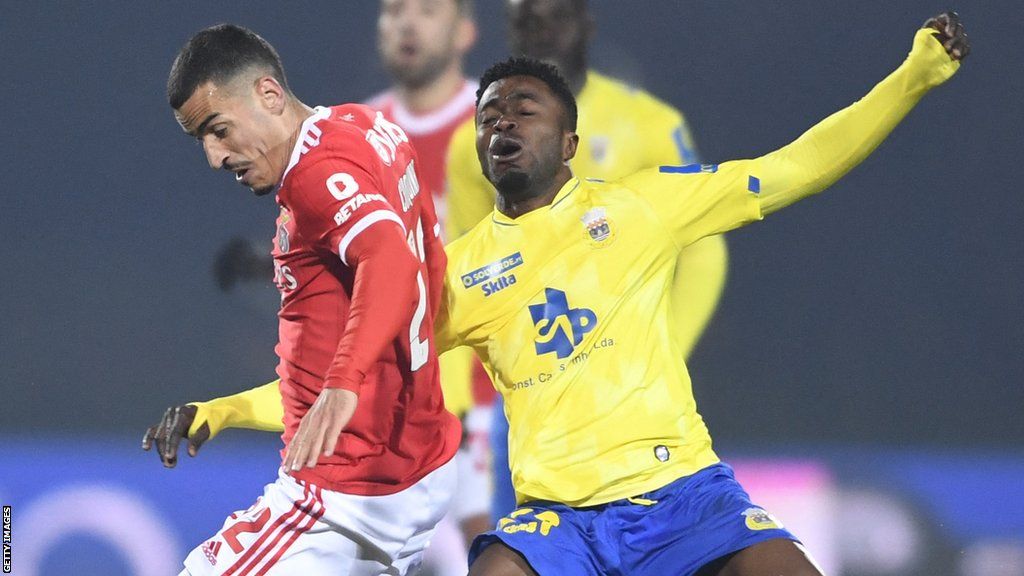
[142,404,211,468]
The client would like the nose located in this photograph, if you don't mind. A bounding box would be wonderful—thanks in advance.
[495,116,517,133]
[202,138,229,170]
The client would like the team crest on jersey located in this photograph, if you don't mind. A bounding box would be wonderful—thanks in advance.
[742,507,784,531]
[277,209,291,253]
[581,207,614,246]
[529,288,597,359]
[590,135,610,163]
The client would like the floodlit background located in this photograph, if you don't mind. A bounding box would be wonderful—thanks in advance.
[1,1,1022,575]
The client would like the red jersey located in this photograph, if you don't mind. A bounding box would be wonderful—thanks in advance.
[272,104,460,495]
[365,80,476,235]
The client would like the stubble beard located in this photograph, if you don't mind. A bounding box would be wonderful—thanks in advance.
[386,49,452,91]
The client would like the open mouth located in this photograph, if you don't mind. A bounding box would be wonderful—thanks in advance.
[489,138,523,163]
[234,168,249,183]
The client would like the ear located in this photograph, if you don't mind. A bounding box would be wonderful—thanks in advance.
[254,76,287,115]
[455,16,478,55]
[563,131,579,163]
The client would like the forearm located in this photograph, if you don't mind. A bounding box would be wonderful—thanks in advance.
[189,379,285,437]
[756,29,958,215]
[324,226,419,393]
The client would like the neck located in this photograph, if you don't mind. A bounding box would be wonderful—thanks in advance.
[497,169,573,219]
[395,64,465,114]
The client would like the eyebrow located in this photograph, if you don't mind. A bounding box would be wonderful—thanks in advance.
[480,90,543,112]
[188,113,220,138]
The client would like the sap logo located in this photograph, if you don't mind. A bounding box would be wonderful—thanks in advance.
[482,274,516,296]
[528,288,597,359]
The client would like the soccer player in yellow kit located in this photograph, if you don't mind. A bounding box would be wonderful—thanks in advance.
[446,0,728,522]
[146,12,969,576]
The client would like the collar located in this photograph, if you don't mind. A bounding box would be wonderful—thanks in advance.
[491,177,581,227]
[279,106,332,185]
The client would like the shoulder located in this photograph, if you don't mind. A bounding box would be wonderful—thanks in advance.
[585,71,684,123]
[283,107,381,195]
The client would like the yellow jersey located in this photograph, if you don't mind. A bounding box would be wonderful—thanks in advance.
[440,71,729,416]
[436,29,959,506]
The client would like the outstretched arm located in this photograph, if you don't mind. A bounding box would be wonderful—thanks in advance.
[634,13,970,249]
[142,379,284,468]
[754,14,968,217]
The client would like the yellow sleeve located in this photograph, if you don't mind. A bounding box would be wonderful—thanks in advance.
[632,28,960,248]
[445,118,496,240]
[189,379,285,438]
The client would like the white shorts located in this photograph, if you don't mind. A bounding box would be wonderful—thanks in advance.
[182,456,458,576]
[452,405,494,521]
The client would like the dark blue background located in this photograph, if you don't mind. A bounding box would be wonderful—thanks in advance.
[2,1,1021,447]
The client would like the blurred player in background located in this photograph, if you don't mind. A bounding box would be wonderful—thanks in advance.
[444,0,730,524]
[204,0,494,554]
[145,24,461,574]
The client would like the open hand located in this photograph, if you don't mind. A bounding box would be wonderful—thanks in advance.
[283,388,358,472]
[142,404,211,468]
[924,12,970,61]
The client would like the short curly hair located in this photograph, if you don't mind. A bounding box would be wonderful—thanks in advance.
[476,57,578,131]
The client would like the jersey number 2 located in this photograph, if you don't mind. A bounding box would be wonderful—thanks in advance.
[407,217,428,371]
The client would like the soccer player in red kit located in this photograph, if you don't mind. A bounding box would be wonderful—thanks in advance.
[206,0,495,554]
[151,24,461,575]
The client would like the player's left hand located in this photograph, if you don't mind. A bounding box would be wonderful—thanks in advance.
[283,388,358,472]
[923,11,970,61]
[142,404,211,468]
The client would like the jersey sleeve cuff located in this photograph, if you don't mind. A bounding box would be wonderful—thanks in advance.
[323,373,363,395]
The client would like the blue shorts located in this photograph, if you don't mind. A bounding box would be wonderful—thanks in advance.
[469,463,798,576]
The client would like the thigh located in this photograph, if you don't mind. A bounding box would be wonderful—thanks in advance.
[622,464,801,576]
[697,539,824,576]
[182,473,330,576]
[469,542,538,576]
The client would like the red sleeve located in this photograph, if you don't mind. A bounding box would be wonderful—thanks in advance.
[322,220,419,394]
[285,139,419,395]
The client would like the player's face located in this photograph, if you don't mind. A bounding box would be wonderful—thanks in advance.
[476,75,577,198]
[507,0,590,77]
[378,0,467,89]
[175,79,288,196]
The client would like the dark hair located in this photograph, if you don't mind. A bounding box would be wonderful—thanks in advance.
[476,57,578,131]
[167,24,289,109]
